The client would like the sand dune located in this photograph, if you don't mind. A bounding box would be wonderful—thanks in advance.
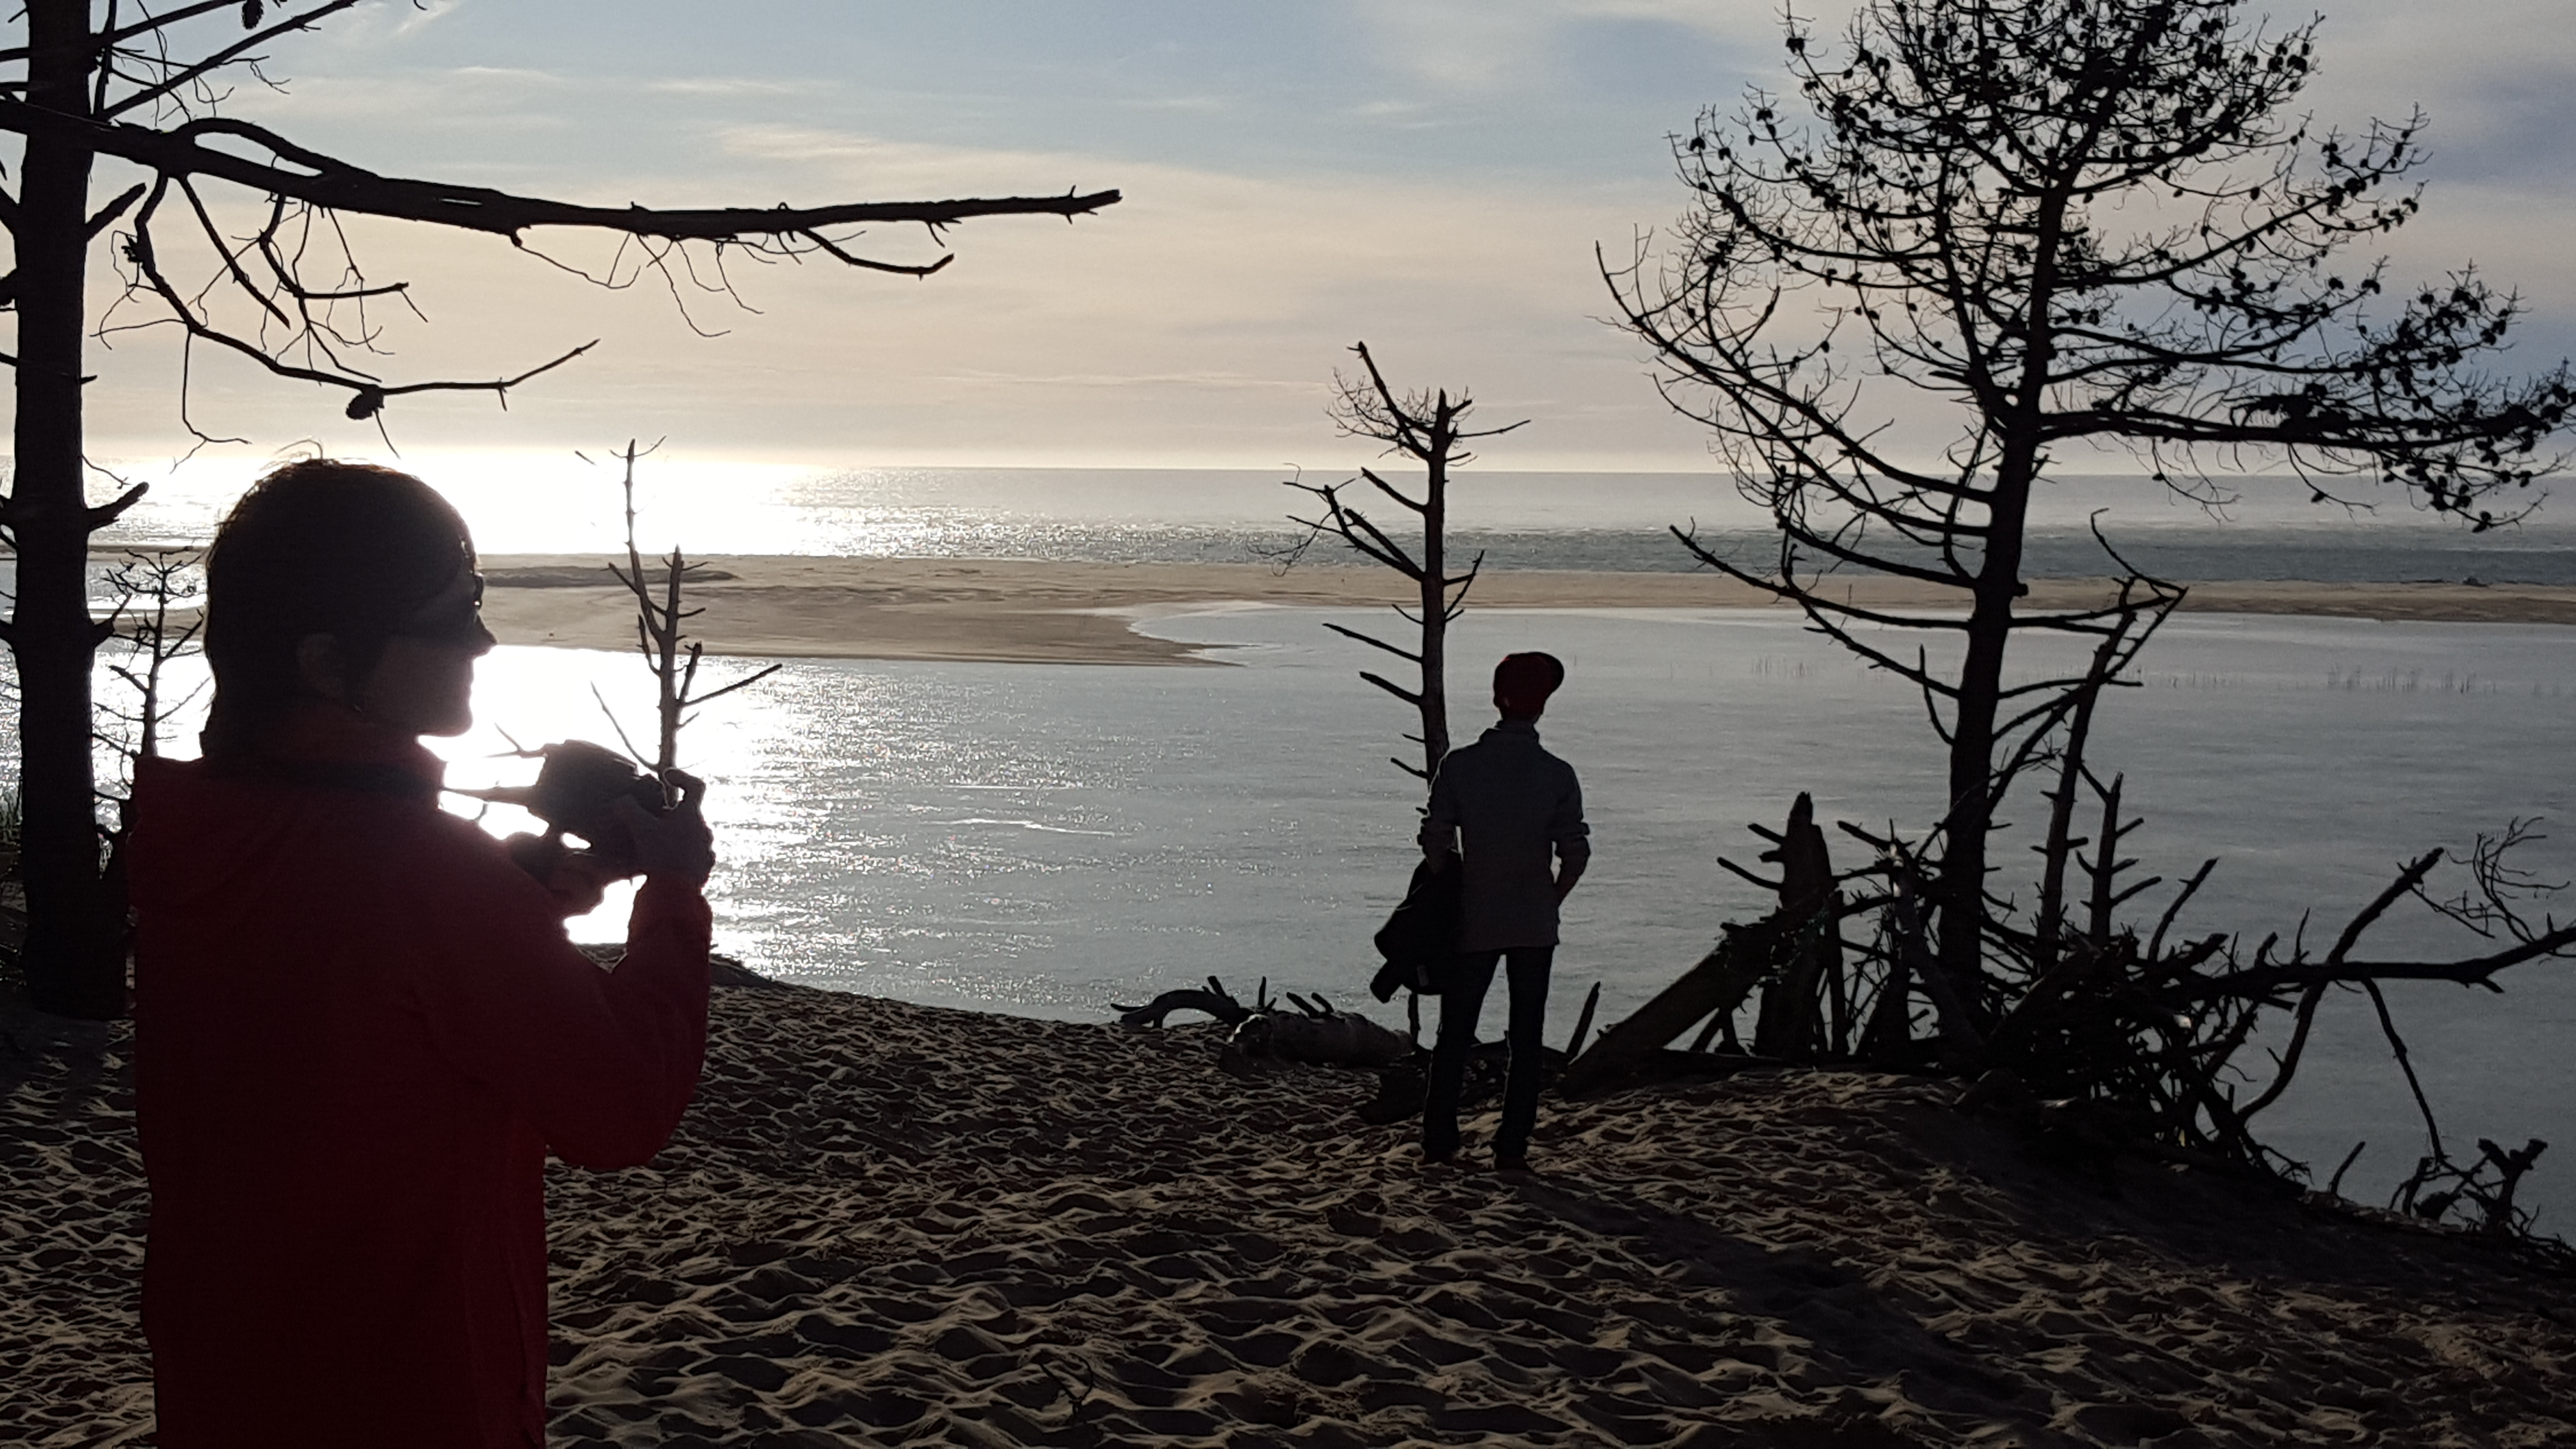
[7,983,2574,1447]
[473,555,2576,667]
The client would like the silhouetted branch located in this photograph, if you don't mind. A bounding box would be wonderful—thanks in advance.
[0,98,1120,241]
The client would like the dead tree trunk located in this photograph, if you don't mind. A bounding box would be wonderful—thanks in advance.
[1281,343,1524,782]
[10,0,124,1018]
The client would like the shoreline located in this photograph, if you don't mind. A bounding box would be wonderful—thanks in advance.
[471,554,2576,666]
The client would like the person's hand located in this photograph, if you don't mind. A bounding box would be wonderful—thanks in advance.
[503,830,563,884]
[543,851,627,918]
[615,769,714,888]
[504,832,634,918]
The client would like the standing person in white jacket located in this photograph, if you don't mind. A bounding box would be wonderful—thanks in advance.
[1418,651,1590,1172]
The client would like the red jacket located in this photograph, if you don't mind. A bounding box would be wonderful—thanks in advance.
[130,712,710,1448]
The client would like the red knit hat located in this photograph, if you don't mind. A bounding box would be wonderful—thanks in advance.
[1494,651,1565,715]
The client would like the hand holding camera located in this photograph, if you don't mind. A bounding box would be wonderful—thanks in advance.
[616,770,713,888]
[481,741,716,904]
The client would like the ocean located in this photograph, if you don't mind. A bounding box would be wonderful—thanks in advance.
[19,462,2576,1224]
[81,459,2576,583]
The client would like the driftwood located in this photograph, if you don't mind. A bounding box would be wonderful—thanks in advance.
[1749,793,1842,1060]
[1561,794,1862,1099]
[1563,982,1602,1061]
[1601,781,2576,1259]
[1113,976,1263,1029]
[1116,977,1408,1072]
[1224,1009,1411,1072]
[1557,925,1780,1098]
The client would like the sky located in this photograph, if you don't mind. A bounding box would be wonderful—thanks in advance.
[48,0,2576,473]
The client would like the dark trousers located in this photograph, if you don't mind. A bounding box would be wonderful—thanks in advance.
[1422,946,1553,1162]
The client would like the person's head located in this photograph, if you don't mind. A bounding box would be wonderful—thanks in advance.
[1493,651,1565,721]
[202,459,490,755]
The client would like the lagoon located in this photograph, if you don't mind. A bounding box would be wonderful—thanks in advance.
[391,603,2576,1226]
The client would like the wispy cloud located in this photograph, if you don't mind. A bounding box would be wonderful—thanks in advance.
[933,370,1315,391]
[297,0,476,51]
[1117,95,1229,114]
[1341,0,1785,96]
[1350,98,1444,126]
[647,75,820,99]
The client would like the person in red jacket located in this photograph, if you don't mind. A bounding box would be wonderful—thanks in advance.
[129,459,715,1449]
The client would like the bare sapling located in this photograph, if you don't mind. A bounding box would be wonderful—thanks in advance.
[1278,342,1526,782]
[95,547,206,770]
[588,440,781,785]
[83,546,208,996]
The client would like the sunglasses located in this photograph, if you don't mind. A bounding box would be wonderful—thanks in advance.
[392,571,489,647]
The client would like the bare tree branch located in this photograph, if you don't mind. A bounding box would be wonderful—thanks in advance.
[0,98,1120,242]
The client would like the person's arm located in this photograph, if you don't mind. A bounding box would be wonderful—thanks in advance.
[1550,772,1591,903]
[1419,759,1462,871]
[406,774,716,1169]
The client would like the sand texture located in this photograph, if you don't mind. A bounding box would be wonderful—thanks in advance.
[8,985,2576,1447]
[472,555,2576,666]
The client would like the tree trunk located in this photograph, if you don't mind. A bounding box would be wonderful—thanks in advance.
[1935,169,2064,1002]
[1938,441,2037,1003]
[2032,678,2104,972]
[1416,405,1452,780]
[1937,553,2017,1003]
[11,0,119,1017]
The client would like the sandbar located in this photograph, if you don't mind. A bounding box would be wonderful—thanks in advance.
[474,554,2576,666]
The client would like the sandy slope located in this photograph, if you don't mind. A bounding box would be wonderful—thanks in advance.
[473,555,2576,666]
[6,984,2574,1447]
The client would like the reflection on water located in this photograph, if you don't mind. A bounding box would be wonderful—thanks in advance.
[14,604,2576,1225]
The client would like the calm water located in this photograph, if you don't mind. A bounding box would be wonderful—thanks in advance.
[32,603,2572,1224]
[21,460,2576,1224]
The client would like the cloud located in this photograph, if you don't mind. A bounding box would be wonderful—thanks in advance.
[211,65,578,145]
[646,76,821,99]
[290,0,476,51]
[1338,0,1779,97]
[1349,98,1445,127]
[1116,95,1230,115]
[1343,2,1557,93]
[932,370,1315,391]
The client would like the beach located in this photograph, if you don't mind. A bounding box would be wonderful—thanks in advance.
[474,555,2576,665]
[8,981,2573,1447]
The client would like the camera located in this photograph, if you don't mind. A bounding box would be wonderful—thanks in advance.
[463,740,668,877]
